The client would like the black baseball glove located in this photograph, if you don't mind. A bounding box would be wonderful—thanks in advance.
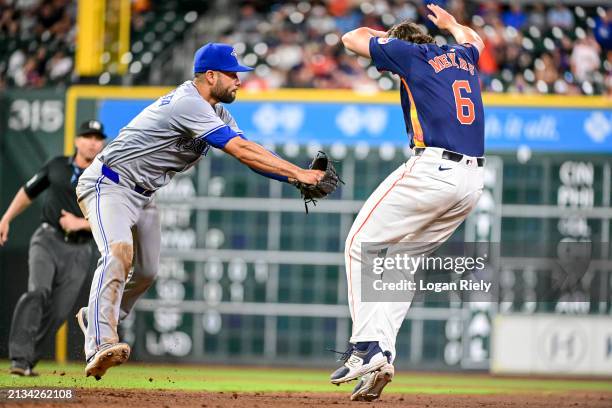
[292,151,343,213]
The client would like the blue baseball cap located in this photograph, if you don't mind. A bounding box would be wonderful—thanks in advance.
[193,43,254,74]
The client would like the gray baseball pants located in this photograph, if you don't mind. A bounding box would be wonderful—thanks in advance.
[76,158,161,361]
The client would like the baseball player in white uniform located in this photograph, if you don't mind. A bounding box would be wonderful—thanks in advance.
[75,43,325,379]
[330,5,486,401]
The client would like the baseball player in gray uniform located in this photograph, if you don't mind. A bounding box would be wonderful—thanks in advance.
[75,43,324,379]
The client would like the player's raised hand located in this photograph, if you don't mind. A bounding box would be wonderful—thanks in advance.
[426,3,457,30]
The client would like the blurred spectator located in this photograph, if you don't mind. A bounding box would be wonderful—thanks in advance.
[242,73,270,91]
[547,5,575,30]
[47,50,72,82]
[132,0,151,14]
[270,31,303,70]
[571,36,601,82]
[236,4,260,35]
[535,53,559,87]
[594,8,611,51]
[527,3,547,30]
[502,3,527,30]
[0,7,19,36]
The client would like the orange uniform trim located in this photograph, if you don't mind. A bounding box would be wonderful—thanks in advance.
[401,78,425,147]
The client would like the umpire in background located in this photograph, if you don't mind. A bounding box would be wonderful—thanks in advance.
[0,120,106,376]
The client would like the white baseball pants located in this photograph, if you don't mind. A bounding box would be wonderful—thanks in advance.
[345,147,484,362]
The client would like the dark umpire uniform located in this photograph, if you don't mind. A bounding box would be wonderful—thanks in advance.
[1,121,106,375]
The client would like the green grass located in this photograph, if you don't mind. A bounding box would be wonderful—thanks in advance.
[1,361,611,395]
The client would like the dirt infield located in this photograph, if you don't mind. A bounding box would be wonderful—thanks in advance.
[3,389,612,408]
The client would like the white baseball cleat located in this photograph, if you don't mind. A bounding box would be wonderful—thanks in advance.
[330,342,389,384]
[350,363,394,401]
[85,343,130,380]
[76,307,88,336]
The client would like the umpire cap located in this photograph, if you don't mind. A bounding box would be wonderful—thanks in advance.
[193,43,254,74]
[78,120,107,139]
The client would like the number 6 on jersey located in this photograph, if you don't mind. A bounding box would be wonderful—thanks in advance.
[452,80,475,125]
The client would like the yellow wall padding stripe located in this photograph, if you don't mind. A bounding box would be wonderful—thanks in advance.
[117,0,131,75]
[76,0,106,76]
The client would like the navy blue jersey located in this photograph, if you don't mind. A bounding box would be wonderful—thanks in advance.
[369,37,484,157]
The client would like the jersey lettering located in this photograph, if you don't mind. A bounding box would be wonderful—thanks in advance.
[439,54,451,68]
[428,58,443,73]
[159,90,176,107]
[427,53,475,76]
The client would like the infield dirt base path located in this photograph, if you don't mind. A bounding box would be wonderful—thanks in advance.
[3,389,612,408]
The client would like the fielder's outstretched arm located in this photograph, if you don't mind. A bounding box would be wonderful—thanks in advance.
[426,4,484,54]
[223,137,323,185]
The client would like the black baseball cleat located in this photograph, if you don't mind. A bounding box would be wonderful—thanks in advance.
[350,363,394,401]
[85,343,130,380]
[76,307,88,336]
[9,360,39,377]
[329,341,388,384]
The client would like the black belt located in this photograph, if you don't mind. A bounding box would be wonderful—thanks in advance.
[414,147,484,167]
[41,222,92,244]
[101,163,155,197]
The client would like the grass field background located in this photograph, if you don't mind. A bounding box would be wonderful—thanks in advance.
[1,361,612,395]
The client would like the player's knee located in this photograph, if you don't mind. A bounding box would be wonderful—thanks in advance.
[110,242,134,277]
